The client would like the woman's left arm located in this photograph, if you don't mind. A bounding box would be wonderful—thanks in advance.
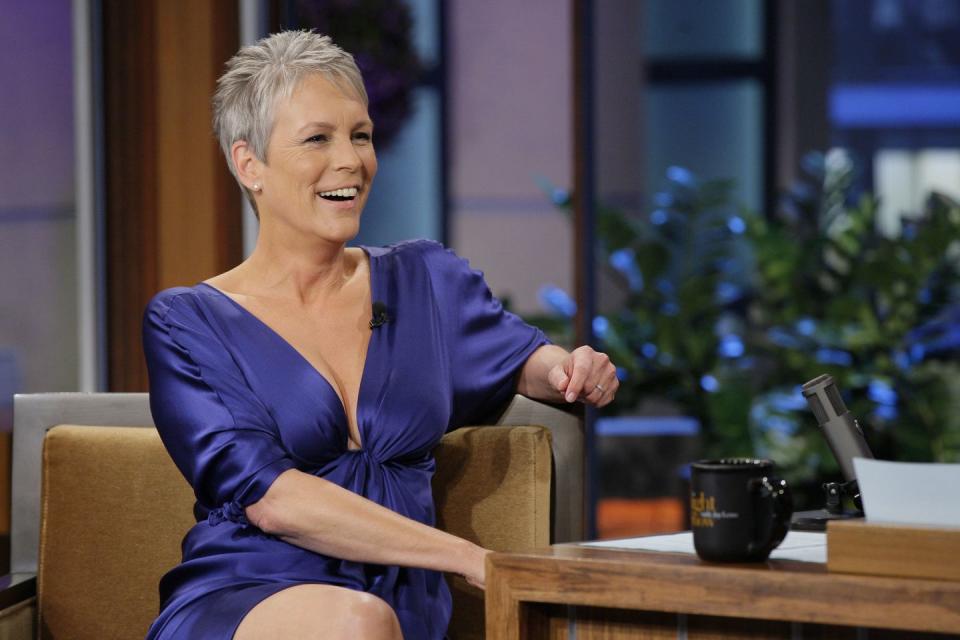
[516,344,619,408]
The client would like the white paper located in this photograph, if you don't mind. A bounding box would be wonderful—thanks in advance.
[853,457,960,528]
[581,531,826,564]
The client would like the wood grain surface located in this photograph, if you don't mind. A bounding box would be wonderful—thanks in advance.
[486,543,960,639]
[828,519,960,582]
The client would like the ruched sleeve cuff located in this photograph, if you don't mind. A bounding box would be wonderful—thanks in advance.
[143,289,298,520]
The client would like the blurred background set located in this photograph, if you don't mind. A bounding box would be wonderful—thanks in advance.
[3,0,960,557]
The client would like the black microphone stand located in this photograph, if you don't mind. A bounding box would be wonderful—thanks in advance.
[790,374,869,532]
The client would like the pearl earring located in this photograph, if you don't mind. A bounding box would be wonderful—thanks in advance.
[252,183,262,192]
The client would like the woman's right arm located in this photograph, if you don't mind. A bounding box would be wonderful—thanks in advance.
[246,471,489,588]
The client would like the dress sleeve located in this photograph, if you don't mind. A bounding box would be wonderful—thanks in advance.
[142,290,296,524]
[421,243,550,428]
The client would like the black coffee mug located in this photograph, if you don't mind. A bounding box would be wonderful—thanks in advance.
[690,459,793,562]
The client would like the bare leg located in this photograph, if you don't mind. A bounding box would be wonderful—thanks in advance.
[233,584,403,640]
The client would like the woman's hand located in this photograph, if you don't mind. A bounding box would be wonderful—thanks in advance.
[546,345,618,408]
[460,544,491,590]
[517,344,618,407]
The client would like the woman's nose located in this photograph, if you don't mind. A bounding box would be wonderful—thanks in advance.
[331,137,362,171]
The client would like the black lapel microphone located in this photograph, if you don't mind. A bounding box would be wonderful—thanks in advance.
[369,301,390,329]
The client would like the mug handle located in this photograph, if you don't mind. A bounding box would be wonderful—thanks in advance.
[747,476,794,558]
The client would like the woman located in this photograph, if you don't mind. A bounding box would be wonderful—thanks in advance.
[143,31,618,639]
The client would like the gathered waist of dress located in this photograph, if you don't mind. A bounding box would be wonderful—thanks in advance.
[193,448,438,528]
[338,444,436,467]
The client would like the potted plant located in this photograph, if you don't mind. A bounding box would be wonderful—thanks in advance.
[534,152,960,508]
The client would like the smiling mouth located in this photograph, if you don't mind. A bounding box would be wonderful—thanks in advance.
[317,187,359,202]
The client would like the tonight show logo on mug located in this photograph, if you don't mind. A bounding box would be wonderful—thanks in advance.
[690,491,741,528]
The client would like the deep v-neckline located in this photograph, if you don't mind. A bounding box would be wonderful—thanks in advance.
[197,248,378,447]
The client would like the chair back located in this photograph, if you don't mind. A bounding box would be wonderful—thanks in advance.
[12,393,155,575]
[13,393,581,640]
[13,393,583,575]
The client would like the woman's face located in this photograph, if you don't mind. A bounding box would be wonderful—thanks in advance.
[255,73,377,244]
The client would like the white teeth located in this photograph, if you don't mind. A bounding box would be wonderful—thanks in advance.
[318,187,358,197]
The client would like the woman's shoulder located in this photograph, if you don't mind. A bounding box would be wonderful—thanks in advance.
[144,284,220,326]
[366,240,491,310]
[365,238,468,272]
[363,237,445,259]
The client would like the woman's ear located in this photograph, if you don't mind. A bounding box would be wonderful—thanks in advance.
[232,140,263,191]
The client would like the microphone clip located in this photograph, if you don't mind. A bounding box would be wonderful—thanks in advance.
[823,479,863,514]
[369,302,390,329]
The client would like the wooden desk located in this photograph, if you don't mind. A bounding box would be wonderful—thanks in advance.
[485,542,960,639]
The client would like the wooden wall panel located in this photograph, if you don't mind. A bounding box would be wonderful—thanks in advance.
[156,2,220,287]
[103,0,160,393]
[104,0,241,392]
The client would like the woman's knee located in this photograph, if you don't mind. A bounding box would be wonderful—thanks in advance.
[233,585,401,640]
[344,592,402,639]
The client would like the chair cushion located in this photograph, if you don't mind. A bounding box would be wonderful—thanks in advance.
[38,426,194,640]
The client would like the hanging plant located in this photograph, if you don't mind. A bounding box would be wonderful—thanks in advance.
[294,0,422,150]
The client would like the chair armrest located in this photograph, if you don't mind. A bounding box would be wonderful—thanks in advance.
[495,395,584,542]
[434,425,552,551]
[433,425,552,640]
[0,573,36,640]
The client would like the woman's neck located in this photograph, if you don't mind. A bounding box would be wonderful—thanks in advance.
[235,228,359,306]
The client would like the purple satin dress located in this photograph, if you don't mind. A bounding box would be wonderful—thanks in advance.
[142,240,548,639]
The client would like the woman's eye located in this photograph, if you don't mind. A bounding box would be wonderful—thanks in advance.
[353,132,372,143]
[305,134,329,144]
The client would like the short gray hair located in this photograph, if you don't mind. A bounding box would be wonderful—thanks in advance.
[213,30,368,203]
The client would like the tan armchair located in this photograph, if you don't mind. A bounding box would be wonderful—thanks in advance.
[0,393,582,639]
